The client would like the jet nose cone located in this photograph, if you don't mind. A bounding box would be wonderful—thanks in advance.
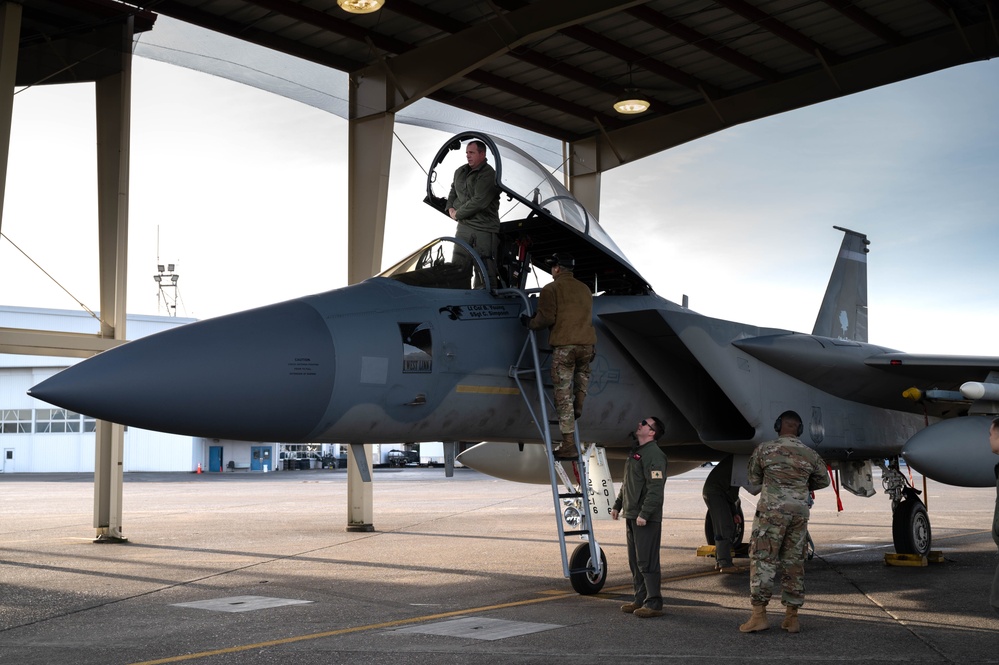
[30,299,335,441]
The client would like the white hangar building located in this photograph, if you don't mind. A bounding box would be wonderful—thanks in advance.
[0,305,283,474]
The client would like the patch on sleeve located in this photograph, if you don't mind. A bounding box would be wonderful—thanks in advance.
[651,470,663,479]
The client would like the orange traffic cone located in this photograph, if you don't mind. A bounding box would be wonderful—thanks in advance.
[196,462,202,474]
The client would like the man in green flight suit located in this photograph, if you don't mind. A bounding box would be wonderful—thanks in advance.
[612,416,668,618]
[446,140,500,289]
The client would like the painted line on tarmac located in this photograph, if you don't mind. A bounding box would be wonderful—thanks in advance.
[128,591,575,665]
[129,570,723,664]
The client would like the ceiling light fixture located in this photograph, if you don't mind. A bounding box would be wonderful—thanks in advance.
[614,89,650,114]
[337,0,384,13]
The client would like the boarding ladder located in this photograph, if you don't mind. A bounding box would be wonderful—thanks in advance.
[496,287,605,593]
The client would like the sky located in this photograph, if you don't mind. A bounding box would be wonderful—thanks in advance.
[1,55,998,355]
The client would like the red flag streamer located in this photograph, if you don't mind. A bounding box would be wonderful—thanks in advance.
[826,463,844,512]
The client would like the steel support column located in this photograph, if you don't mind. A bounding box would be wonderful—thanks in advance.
[345,86,395,531]
[92,16,133,542]
[0,2,21,235]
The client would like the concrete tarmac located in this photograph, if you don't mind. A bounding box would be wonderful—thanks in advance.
[1,466,997,664]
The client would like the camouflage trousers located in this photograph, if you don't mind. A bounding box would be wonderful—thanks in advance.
[748,509,809,607]
[550,344,594,435]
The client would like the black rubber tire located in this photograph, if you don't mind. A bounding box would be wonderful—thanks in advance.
[569,543,607,595]
[892,496,932,556]
[704,504,746,546]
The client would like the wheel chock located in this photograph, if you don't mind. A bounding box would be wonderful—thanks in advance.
[884,553,927,566]
[696,545,716,558]
[884,551,945,566]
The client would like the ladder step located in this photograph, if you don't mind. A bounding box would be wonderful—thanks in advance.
[563,530,591,537]
[558,492,584,499]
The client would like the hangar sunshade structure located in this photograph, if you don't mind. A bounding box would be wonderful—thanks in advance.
[0,0,997,538]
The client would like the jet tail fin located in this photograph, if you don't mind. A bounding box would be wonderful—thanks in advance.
[812,226,869,342]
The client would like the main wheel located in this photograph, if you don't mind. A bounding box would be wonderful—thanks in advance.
[568,543,607,595]
[892,496,932,556]
[703,504,746,546]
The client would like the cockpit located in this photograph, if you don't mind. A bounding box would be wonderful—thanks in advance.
[379,237,481,290]
[378,132,652,295]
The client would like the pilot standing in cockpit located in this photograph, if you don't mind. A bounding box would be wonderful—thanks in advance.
[446,140,500,289]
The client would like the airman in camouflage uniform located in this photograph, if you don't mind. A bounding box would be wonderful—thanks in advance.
[526,253,596,459]
[739,410,829,634]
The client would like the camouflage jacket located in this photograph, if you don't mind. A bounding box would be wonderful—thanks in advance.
[613,441,668,522]
[748,435,829,516]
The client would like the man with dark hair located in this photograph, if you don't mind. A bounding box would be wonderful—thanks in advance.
[523,253,596,459]
[446,140,500,289]
[612,416,668,618]
[740,410,829,634]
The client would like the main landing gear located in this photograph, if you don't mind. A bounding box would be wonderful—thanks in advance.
[881,457,932,556]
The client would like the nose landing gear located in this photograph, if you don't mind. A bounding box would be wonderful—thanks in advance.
[881,458,932,556]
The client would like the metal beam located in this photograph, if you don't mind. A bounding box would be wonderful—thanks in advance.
[568,20,999,175]
[345,443,374,532]
[345,95,395,534]
[0,328,123,357]
[352,0,649,117]
[568,171,601,221]
[0,2,21,238]
[92,15,133,543]
[346,111,394,285]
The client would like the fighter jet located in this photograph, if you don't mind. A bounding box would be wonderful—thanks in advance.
[29,132,999,579]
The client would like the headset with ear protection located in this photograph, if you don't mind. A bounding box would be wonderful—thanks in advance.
[773,410,804,437]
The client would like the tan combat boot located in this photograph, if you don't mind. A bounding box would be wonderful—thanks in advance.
[553,431,578,459]
[781,605,800,633]
[739,603,769,633]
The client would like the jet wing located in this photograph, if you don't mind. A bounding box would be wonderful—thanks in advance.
[865,353,999,382]
[733,334,999,418]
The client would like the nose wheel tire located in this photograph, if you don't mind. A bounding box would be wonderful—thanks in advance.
[569,543,607,595]
[892,495,931,556]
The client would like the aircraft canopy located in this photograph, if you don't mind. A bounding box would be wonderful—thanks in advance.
[426,133,651,295]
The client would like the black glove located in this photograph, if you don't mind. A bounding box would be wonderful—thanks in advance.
[520,313,532,327]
